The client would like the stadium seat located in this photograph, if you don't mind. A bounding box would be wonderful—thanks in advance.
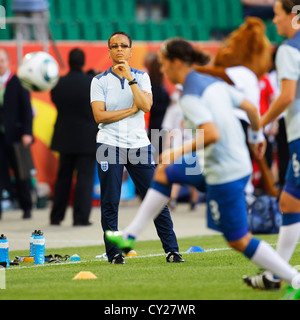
[64,20,81,40]
[82,21,98,41]
[190,20,210,41]
[228,0,244,29]
[173,21,194,40]
[168,0,185,22]
[104,0,119,22]
[146,20,164,40]
[183,0,199,22]
[49,20,64,40]
[73,0,89,22]
[0,25,13,40]
[120,0,136,22]
[197,0,214,32]
[89,0,105,22]
[54,0,73,22]
[130,21,148,41]
[160,20,177,40]
[113,20,132,37]
[97,19,115,41]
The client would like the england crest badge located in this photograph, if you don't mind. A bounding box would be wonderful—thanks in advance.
[100,161,109,172]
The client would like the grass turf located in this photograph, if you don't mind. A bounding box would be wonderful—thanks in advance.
[0,234,299,300]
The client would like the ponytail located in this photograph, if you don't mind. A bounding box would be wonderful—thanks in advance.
[161,38,210,66]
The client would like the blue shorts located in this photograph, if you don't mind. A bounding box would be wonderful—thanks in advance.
[284,139,300,199]
[165,154,206,192]
[206,175,250,241]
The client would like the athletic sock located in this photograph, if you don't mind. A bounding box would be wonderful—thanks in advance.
[244,238,298,285]
[276,213,300,262]
[123,182,171,239]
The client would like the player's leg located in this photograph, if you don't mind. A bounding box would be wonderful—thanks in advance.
[106,154,205,250]
[206,176,300,291]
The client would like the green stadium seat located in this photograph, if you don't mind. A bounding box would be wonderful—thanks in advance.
[210,0,229,31]
[120,0,136,22]
[82,21,98,41]
[104,0,119,22]
[146,20,163,41]
[130,21,148,41]
[228,0,244,29]
[159,20,177,40]
[168,0,185,22]
[49,20,64,40]
[73,0,89,22]
[54,0,73,22]
[89,0,105,22]
[97,19,115,40]
[64,20,81,40]
[197,0,214,31]
[190,20,210,41]
[0,25,12,40]
[113,20,132,36]
[183,0,198,22]
[173,21,193,40]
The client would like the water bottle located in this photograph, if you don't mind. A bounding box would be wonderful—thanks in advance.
[29,230,37,257]
[0,234,9,268]
[33,230,45,264]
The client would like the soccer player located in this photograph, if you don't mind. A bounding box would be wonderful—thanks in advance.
[243,0,300,299]
[106,38,300,298]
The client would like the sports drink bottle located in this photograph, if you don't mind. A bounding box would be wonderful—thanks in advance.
[0,234,9,268]
[34,230,45,264]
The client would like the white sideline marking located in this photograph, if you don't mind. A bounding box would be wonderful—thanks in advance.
[7,241,300,271]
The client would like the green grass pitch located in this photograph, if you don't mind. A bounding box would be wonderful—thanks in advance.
[1,234,299,300]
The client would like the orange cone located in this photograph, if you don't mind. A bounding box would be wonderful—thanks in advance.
[72,271,97,280]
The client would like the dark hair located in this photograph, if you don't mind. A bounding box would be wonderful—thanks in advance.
[108,31,132,48]
[69,48,85,71]
[147,54,164,85]
[160,38,210,66]
[278,0,300,13]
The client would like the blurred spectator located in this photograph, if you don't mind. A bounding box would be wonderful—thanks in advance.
[241,0,275,20]
[0,48,33,219]
[12,0,50,42]
[145,52,170,161]
[50,48,98,226]
[268,47,289,190]
[259,73,276,169]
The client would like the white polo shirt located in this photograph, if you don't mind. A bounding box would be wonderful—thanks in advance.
[90,67,152,148]
[180,71,252,185]
[276,31,300,143]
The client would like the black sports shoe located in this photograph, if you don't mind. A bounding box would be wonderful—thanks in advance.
[243,273,281,290]
[110,254,126,264]
[166,252,185,263]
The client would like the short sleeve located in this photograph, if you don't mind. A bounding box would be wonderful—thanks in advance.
[90,77,105,103]
[226,84,245,108]
[138,72,152,94]
[180,95,213,127]
[276,44,300,81]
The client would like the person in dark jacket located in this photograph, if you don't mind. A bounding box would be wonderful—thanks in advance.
[50,48,98,226]
[0,48,33,219]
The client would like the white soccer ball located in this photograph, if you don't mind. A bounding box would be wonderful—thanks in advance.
[18,51,59,92]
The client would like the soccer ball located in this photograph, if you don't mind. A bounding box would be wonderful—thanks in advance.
[18,51,59,92]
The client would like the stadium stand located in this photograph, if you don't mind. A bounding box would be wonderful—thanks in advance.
[0,0,284,43]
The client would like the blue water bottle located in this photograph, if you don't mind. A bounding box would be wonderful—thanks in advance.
[34,230,45,264]
[29,230,37,257]
[0,234,9,268]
